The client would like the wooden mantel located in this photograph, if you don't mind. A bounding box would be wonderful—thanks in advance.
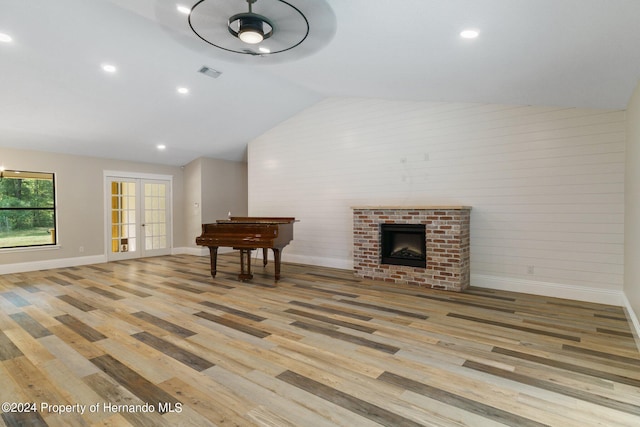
[351,205,472,210]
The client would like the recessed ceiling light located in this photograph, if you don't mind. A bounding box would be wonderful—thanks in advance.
[157,144,167,151]
[176,5,191,14]
[101,63,117,73]
[177,87,189,94]
[0,33,13,43]
[460,29,479,39]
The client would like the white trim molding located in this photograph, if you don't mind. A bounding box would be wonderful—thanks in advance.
[0,254,107,275]
[103,170,174,181]
[622,294,640,353]
[173,246,207,256]
[178,247,353,270]
[282,253,353,270]
[471,274,625,307]
[173,246,235,256]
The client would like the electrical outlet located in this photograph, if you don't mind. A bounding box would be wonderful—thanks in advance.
[79,246,84,253]
[527,265,534,275]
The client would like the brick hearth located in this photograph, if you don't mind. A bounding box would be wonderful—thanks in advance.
[352,206,471,292]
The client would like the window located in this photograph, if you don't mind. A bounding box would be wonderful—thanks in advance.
[0,170,56,249]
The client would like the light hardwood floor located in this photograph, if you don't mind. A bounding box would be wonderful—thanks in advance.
[1,253,639,426]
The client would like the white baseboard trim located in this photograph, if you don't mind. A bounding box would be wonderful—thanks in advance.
[282,253,353,270]
[0,247,236,275]
[212,250,353,271]
[621,294,640,353]
[173,246,207,256]
[178,249,353,273]
[471,274,625,307]
[0,254,107,275]
[173,247,235,256]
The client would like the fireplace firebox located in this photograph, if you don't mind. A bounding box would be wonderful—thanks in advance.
[380,223,426,268]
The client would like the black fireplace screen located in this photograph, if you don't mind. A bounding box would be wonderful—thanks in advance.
[380,223,427,268]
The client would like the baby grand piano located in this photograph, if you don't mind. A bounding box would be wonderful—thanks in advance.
[196,217,296,281]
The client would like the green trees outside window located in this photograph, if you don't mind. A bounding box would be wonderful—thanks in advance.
[0,170,56,248]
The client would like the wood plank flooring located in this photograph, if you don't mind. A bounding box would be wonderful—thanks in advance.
[0,253,639,426]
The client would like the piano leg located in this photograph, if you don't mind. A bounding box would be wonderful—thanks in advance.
[272,248,282,281]
[263,248,268,267]
[238,249,254,281]
[208,246,218,277]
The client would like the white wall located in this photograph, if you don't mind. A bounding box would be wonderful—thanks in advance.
[0,147,184,271]
[625,80,640,332]
[200,157,248,224]
[183,156,248,254]
[183,158,203,252]
[248,97,625,304]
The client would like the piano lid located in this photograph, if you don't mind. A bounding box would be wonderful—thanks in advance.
[218,216,297,224]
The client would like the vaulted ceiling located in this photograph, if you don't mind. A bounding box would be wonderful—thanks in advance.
[1,0,639,166]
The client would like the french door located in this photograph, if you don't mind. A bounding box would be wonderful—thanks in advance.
[105,175,172,261]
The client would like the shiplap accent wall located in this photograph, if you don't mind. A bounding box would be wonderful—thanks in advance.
[248,97,625,303]
[625,80,640,336]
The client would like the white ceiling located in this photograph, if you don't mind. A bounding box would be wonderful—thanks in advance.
[1,0,640,166]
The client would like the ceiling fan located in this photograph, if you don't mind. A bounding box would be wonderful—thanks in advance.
[176,0,336,62]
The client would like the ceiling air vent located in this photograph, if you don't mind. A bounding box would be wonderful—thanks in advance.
[198,66,222,79]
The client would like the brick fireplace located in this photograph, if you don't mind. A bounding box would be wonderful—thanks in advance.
[352,206,471,292]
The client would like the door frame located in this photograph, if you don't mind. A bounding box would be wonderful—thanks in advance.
[103,171,174,261]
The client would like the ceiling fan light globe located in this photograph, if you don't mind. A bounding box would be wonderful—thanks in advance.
[239,29,263,44]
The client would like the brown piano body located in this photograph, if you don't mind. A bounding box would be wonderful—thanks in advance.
[195,217,295,281]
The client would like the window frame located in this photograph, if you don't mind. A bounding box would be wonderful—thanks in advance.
[0,169,57,250]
